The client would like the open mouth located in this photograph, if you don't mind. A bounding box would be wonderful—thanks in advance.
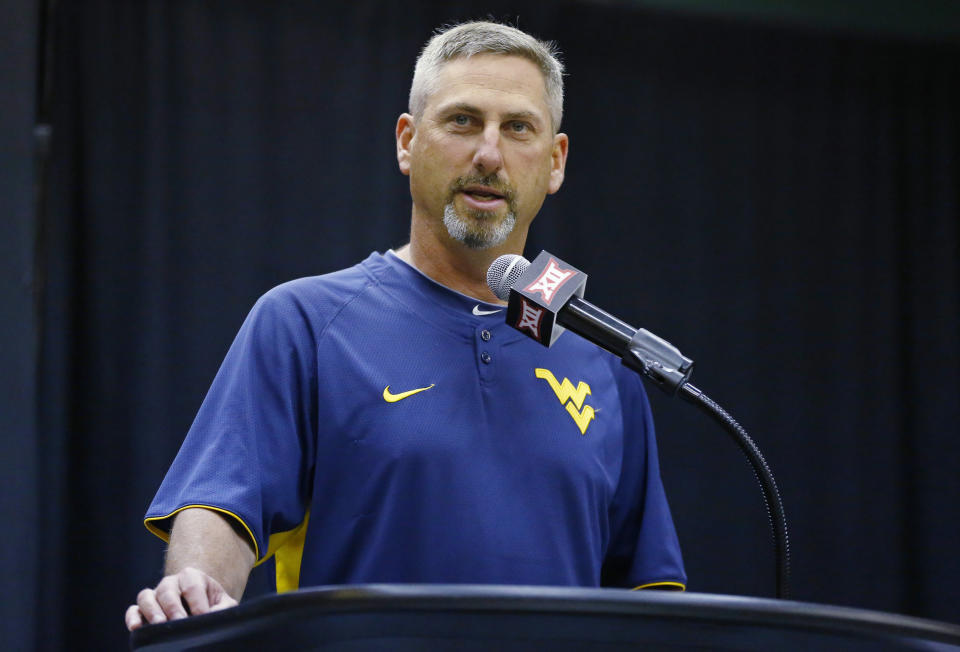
[462,186,506,202]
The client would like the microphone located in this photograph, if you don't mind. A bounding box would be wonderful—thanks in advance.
[491,252,794,599]
[487,251,694,394]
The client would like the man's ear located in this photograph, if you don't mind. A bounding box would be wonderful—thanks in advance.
[396,113,415,176]
[547,132,569,194]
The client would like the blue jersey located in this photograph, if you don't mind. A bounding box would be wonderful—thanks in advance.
[146,252,685,592]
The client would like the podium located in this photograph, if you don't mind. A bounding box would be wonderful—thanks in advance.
[130,584,960,651]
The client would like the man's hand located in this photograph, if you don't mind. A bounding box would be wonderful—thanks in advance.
[125,508,256,632]
[125,566,238,631]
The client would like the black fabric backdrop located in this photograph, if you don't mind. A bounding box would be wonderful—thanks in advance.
[1,1,39,652]
[17,0,960,649]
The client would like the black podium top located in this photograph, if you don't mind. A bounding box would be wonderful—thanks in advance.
[131,584,960,651]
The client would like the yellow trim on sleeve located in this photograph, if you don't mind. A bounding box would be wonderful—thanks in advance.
[272,510,311,593]
[632,581,686,591]
[144,504,261,560]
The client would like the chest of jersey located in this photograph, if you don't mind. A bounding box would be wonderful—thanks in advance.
[313,304,624,498]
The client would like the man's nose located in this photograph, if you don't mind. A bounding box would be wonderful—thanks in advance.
[472,125,504,176]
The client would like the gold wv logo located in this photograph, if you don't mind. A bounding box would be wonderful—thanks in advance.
[535,368,596,435]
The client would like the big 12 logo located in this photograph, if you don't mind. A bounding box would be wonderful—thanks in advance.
[506,251,587,347]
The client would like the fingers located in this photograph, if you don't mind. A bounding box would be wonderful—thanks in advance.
[205,574,238,611]
[125,604,143,631]
[127,567,239,632]
[155,575,190,620]
[178,567,212,616]
[208,594,238,612]
[135,587,170,626]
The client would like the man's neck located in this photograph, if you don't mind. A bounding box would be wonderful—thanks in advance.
[394,218,528,305]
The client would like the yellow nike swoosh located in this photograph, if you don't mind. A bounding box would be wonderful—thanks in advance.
[382,384,436,403]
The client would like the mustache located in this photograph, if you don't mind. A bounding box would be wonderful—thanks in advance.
[450,175,516,202]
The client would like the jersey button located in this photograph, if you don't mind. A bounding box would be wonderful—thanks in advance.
[480,329,492,341]
[480,351,492,364]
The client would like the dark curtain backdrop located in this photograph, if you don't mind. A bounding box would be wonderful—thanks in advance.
[1,1,38,652]
[28,0,959,649]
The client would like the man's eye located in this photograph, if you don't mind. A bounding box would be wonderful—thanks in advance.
[509,122,531,133]
[453,115,471,126]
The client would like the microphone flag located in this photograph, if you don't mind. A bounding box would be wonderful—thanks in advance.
[505,251,588,347]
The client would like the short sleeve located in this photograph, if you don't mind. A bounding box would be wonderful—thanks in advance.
[601,364,686,590]
[145,285,317,562]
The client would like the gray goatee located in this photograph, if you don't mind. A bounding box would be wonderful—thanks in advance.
[443,202,516,250]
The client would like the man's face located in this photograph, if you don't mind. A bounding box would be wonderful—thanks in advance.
[397,54,568,250]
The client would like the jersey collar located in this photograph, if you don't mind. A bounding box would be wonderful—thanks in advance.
[364,251,525,342]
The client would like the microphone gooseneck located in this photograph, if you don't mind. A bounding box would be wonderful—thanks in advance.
[487,251,791,599]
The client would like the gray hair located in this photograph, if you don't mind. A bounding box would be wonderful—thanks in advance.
[409,21,565,131]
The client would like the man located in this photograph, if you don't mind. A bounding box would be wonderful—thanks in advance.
[126,20,685,632]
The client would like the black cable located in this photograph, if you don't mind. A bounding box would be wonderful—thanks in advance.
[678,382,792,599]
